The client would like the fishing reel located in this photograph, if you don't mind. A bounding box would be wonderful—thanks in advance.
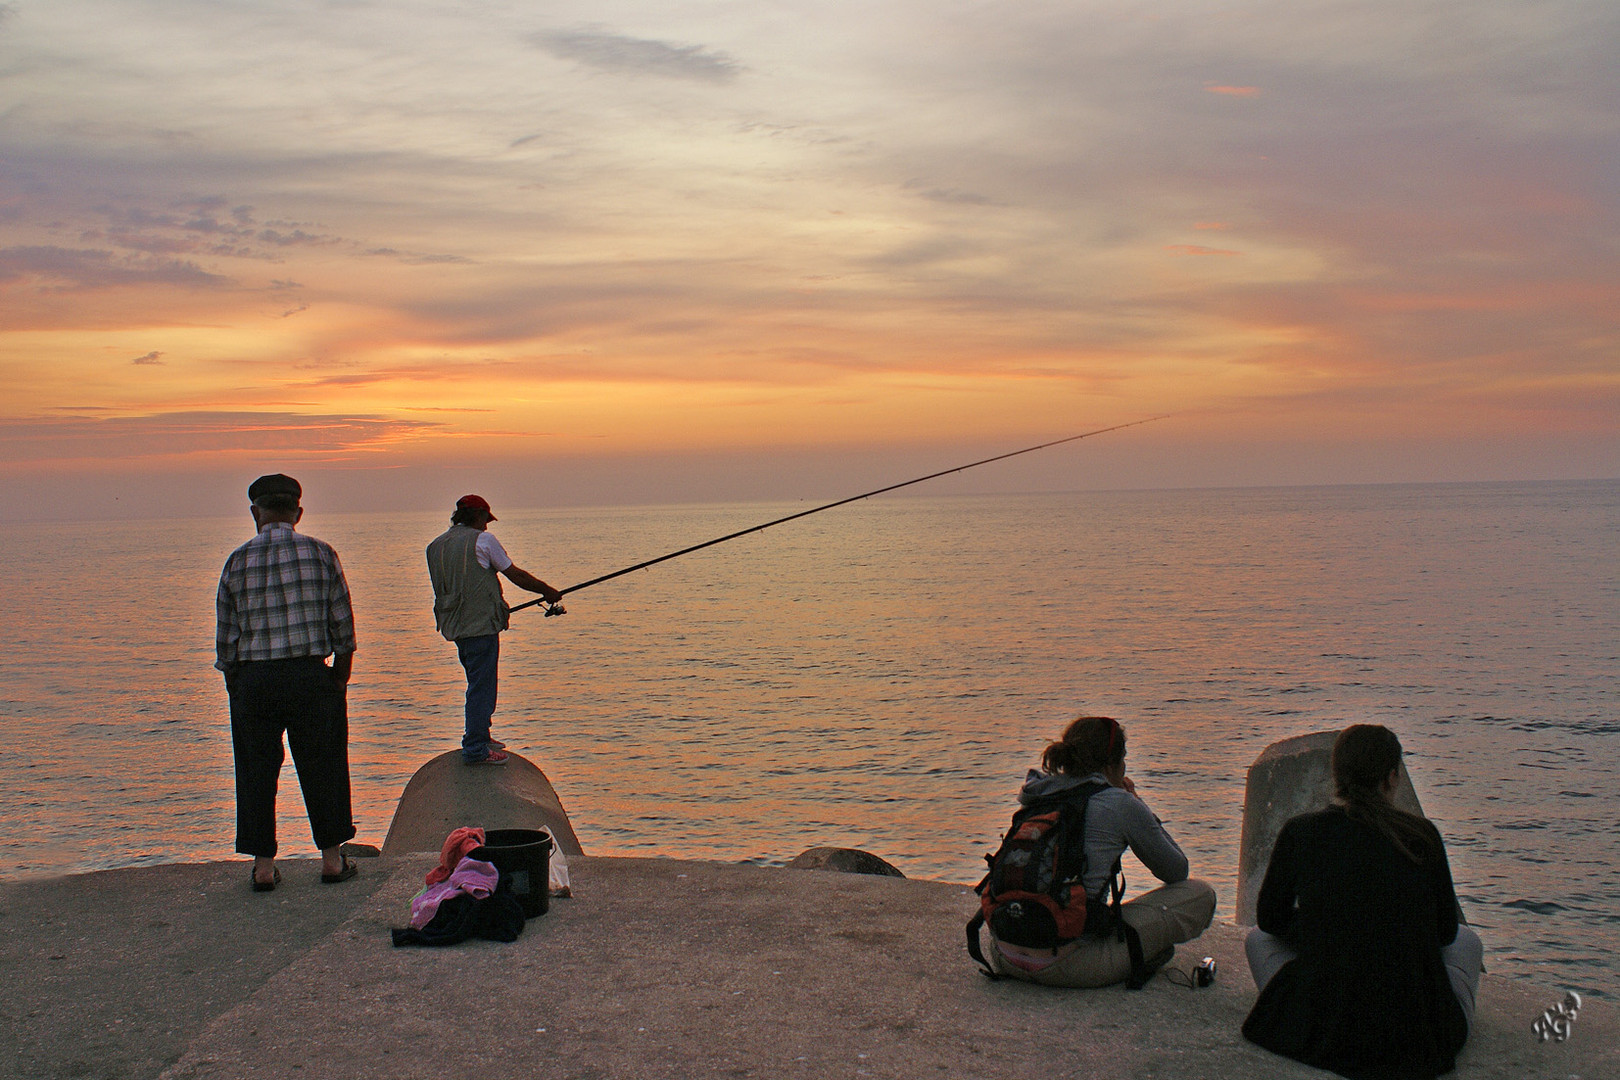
[508,595,564,617]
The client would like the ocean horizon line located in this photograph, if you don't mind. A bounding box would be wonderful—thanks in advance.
[3,473,1615,527]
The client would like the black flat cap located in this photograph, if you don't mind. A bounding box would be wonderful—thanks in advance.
[248,473,302,502]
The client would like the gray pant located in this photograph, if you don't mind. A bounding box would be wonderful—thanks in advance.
[991,878,1218,988]
[1244,924,1483,1030]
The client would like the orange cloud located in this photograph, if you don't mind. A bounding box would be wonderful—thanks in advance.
[0,412,441,470]
[1,0,1613,512]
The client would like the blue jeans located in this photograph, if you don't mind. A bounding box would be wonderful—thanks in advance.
[455,634,500,760]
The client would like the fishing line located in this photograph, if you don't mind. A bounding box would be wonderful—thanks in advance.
[512,414,1168,616]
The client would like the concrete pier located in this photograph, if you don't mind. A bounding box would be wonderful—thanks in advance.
[4,745,1611,1080]
[0,856,1610,1080]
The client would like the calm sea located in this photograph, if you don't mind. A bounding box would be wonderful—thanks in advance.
[1,481,1614,997]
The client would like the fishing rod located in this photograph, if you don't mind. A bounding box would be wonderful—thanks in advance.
[512,414,1168,617]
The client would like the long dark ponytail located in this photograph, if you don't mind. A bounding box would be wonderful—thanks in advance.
[1332,724,1439,864]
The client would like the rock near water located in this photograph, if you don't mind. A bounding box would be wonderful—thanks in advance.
[786,847,905,877]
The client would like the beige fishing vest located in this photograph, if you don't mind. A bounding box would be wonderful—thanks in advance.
[426,524,510,640]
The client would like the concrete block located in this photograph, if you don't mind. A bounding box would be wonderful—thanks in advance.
[1236,731,1425,925]
[380,750,585,857]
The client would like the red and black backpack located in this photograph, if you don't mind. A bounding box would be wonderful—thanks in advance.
[966,780,1150,988]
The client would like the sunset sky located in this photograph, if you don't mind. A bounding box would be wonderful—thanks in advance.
[2,0,1615,520]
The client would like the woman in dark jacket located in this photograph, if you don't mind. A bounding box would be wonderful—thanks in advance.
[1242,725,1483,1080]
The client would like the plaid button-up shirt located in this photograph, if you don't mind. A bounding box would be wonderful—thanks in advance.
[216,522,357,670]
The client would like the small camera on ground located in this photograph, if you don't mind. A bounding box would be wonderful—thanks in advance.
[1194,956,1217,987]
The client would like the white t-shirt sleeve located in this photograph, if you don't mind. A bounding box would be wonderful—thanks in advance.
[475,531,513,572]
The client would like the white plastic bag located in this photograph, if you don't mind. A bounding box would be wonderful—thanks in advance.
[537,827,572,897]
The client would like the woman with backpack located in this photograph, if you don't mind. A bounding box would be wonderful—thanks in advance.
[1242,724,1483,1079]
[973,715,1217,987]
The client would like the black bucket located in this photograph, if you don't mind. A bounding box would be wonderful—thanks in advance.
[470,828,552,917]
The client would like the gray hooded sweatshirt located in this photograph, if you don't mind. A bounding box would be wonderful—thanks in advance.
[1017,769,1191,899]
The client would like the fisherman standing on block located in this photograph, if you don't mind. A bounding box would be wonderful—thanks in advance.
[426,495,561,765]
[216,473,359,891]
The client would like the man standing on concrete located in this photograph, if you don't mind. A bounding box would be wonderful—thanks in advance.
[216,473,359,891]
[426,494,561,765]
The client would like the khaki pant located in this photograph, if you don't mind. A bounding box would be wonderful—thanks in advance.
[989,878,1218,988]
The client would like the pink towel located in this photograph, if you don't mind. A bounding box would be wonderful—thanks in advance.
[409,857,500,929]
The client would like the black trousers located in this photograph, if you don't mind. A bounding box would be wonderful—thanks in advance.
[227,657,356,857]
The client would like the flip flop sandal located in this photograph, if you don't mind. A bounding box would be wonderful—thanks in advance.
[320,856,359,884]
[251,868,282,892]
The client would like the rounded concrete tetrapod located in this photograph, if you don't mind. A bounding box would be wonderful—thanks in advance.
[382,750,585,857]
[1236,730,1427,925]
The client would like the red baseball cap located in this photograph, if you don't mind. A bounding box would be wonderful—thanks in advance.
[456,494,496,521]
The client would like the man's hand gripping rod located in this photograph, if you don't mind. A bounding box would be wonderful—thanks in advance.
[509,415,1168,619]
[511,594,567,617]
